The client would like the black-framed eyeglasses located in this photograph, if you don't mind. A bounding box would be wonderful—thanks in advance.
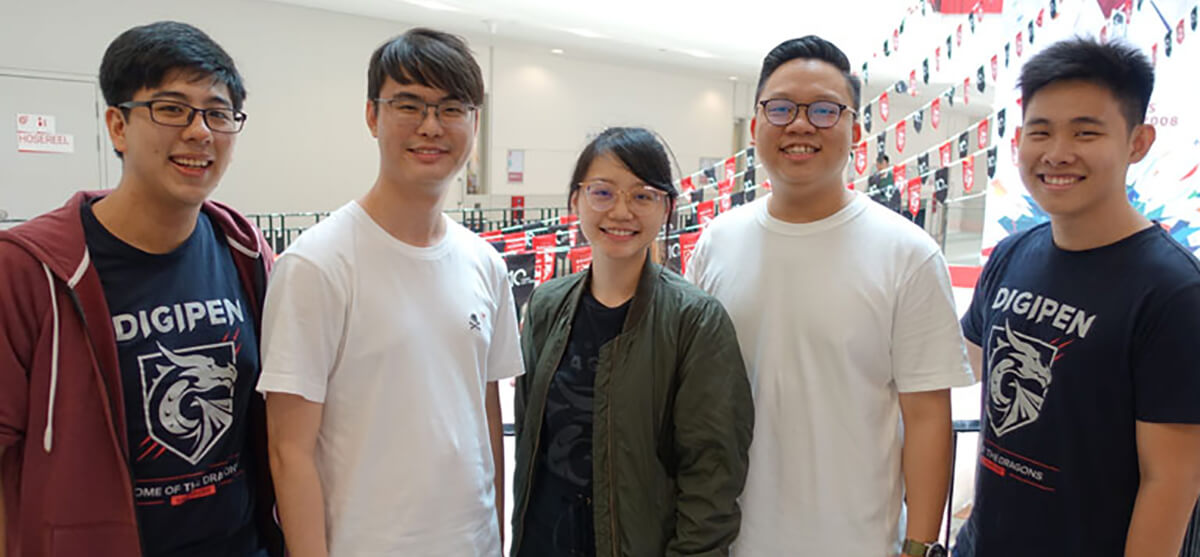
[117,100,247,134]
[373,96,477,125]
[580,181,668,215]
[759,98,855,128]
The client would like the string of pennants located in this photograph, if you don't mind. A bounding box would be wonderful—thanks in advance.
[492,0,1200,303]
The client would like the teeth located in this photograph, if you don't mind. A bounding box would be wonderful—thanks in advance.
[1043,176,1080,185]
[605,229,636,236]
[783,145,817,154]
[413,149,442,154]
[172,158,209,168]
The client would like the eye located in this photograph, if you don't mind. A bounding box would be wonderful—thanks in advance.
[207,110,233,122]
[393,101,422,113]
[633,191,658,203]
[442,104,467,116]
[155,104,187,115]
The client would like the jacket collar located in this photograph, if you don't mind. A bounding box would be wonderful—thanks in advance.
[565,253,662,334]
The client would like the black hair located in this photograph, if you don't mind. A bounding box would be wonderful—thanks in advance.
[1018,37,1154,129]
[100,21,246,110]
[569,127,678,204]
[755,35,862,110]
[877,154,891,165]
[368,28,484,106]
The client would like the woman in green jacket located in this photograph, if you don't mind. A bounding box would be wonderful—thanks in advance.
[511,127,754,557]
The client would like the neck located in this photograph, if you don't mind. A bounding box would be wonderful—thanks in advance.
[589,249,645,308]
[766,180,854,223]
[359,176,447,246]
[92,183,202,254]
[1050,198,1151,251]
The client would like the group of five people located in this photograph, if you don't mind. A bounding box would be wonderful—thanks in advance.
[1,18,1198,557]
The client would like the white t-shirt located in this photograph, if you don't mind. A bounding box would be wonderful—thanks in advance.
[685,193,973,556]
[256,201,523,556]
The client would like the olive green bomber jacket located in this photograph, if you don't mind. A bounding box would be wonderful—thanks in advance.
[511,261,754,557]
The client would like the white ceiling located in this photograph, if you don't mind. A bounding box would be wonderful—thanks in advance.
[265,0,921,81]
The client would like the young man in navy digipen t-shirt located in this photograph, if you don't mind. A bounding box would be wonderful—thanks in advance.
[956,38,1200,557]
[0,22,282,557]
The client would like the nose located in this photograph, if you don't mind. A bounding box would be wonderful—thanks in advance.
[608,191,635,219]
[181,110,214,143]
[785,108,818,134]
[1041,135,1076,166]
[415,106,444,136]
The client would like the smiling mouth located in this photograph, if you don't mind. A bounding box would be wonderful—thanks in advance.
[1039,174,1084,187]
[169,156,212,169]
[782,145,819,154]
[600,227,638,237]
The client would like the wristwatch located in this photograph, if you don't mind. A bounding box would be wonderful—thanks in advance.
[901,539,947,557]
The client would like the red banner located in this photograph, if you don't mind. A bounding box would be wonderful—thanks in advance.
[533,234,556,284]
[963,156,976,193]
[855,142,868,175]
[978,119,990,149]
[940,141,952,167]
[931,97,941,129]
[963,77,970,105]
[724,156,737,181]
[894,163,906,186]
[680,175,695,193]
[719,179,733,211]
[907,178,922,216]
[679,231,701,276]
[909,70,918,96]
[698,200,716,226]
[991,54,999,81]
[880,92,890,122]
[503,232,527,254]
[568,245,592,274]
[896,120,907,153]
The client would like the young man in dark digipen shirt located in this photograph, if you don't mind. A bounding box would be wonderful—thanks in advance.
[0,22,282,557]
[954,38,1200,557]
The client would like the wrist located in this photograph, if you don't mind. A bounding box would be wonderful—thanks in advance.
[900,538,947,557]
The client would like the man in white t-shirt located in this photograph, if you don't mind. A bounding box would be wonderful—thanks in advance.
[685,35,973,557]
[256,28,522,557]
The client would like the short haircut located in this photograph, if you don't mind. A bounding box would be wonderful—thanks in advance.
[1018,37,1154,129]
[878,154,891,165]
[100,21,246,110]
[367,28,484,106]
[755,35,862,110]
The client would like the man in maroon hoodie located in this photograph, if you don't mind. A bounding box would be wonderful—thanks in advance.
[0,21,282,557]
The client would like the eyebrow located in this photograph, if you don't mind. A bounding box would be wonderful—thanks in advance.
[149,90,233,108]
[387,92,459,102]
[1025,116,1106,126]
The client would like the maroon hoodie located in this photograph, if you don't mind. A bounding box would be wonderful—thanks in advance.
[0,191,283,557]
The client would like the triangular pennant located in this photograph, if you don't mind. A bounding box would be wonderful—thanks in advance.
[862,62,870,84]
[998,108,1007,138]
[1028,21,1035,45]
[731,191,745,208]
[1037,8,1044,27]
[897,120,907,153]
[939,141,953,167]
[913,108,925,133]
[946,35,953,59]
[884,39,891,56]
[977,66,986,93]
[880,92,890,122]
[987,146,998,179]
[1165,31,1173,57]
[917,153,930,177]
[907,178,922,217]
[1017,32,1024,56]
[922,59,930,84]
[978,118,990,149]
[1051,0,1058,19]
[1005,43,1011,67]
[909,70,918,96]
[877,130,888,160]
[1192,6,1197,32]
[991,54,998,81]
[956,24,963,46]
[1178,19,1186,44]
[864,104,873,133]
[936,47,942,71]
[946,87,956,107]
[958,131,970,159]
[893,28,900,53]
[963,77,970,105]
[931,97,941,129]
[934,167,950,203]
[895,79,908,95]
[969,12,976,34]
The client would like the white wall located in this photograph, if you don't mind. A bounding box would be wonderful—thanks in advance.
[1,0,745,215]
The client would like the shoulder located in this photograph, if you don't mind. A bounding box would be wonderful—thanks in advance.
[1131,226,1200,284]
[272,204,363,284]
[446,218,506,271]
[656,268,731,323]
[703,198,761,238]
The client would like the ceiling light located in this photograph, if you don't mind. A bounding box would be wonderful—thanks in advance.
[728,76,738,81]
[564,27,607,39]
[551,48,564,55]
[405,0,462,12]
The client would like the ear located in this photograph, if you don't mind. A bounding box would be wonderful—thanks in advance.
[1128,123,1156,164]
[569,189,580,215]
[366,100,380,138]
[105,106,128,158]
[852,121,862,144]
[749,116,757,145]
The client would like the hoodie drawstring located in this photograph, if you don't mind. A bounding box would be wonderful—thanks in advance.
[41,263,61,453]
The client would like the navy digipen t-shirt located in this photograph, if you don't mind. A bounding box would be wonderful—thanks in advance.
[82,201,261,557]
[960,222,1200,556]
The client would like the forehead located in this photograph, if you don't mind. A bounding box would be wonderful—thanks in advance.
[1024,80,1125,124]
[760,58,854,104]
[379,76,452,100]
[137,70,233,106]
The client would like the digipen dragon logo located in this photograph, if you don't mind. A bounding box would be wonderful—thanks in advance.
[987,322,1058,437]
[138,342,237,465]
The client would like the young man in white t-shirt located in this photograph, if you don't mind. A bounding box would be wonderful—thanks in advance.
[256,28,523,557]
[685,35,973,557]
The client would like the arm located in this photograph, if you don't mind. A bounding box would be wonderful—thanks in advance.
[666,300,754,557]
[486,382,505,548]
[898,389,954,544]
[1,445,6,557]
[966,341,983,382]
[1124,421,1200,557]
[266,393,328,557]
